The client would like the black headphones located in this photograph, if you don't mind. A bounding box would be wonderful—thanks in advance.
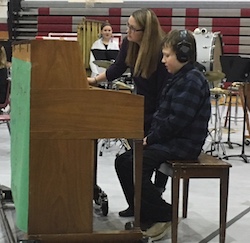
[176,30,192,63]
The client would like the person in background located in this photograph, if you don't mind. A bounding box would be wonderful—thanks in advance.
[0,45,8,106]
[115,29,211,240]
[88,9,172,208]
[89,21,120,78]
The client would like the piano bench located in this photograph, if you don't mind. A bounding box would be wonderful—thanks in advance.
[158,152,232,243]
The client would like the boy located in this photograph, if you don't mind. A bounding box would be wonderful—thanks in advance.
[115,29,211,241]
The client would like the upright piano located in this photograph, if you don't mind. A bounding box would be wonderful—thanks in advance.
[11,40,144,242]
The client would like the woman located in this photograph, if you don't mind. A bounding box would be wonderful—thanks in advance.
[88,8,171,217]
[88,8,171,135]
[89,22,120,77]
[0,45,8,105]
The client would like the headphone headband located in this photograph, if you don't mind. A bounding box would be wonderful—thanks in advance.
[176,30,192,63]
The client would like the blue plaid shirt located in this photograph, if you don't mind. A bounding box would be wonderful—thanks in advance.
[146,62,211,159]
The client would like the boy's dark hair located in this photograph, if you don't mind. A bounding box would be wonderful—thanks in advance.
[162,29,197,63]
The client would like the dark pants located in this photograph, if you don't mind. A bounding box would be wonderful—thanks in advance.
[115,149,178,223]
[127,139,168,190]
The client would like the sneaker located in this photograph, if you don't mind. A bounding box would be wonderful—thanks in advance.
[124,220,154,231]
[142,222,171,238]
[150,223,171,241]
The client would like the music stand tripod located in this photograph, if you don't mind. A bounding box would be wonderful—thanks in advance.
[220,55,243,149]
[205,91,227,159]
[223,86,242,149]
[223,58,250,163]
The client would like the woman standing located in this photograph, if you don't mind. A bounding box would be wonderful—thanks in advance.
[88,8,171,217]
[89,22,120,78]
[88,9,171,135]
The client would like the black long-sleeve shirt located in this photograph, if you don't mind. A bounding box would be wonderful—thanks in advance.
[106,37,171,134]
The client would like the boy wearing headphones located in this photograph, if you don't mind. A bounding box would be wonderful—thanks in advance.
[115,30,211,241]
[144,29,211,150]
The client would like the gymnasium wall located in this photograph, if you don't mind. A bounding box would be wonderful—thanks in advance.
[4,1,250,58]
[0,0,8,39]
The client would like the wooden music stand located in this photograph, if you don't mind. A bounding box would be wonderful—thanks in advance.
[11,40,144,242]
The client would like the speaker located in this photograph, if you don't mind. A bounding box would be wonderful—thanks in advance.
[176,30,192,63]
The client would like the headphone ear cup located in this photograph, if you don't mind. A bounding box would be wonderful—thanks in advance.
[176,41,192,63]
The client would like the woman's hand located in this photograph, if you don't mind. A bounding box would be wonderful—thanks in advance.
[143,137,147,146]
[87,77,98,86]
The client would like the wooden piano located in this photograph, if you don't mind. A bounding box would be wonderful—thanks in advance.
[11,40,144,242]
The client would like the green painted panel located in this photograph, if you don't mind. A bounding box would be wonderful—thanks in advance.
[11,57,31,232]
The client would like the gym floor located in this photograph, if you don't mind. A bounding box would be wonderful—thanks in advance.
[0,102,250,243]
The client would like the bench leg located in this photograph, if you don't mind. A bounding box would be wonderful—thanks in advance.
[133,139,143,228]
[171,174,180,243]
[182,179,189,218]
[220,169,229,243]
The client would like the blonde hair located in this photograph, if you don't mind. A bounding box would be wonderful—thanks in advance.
[125,9,165,79]
[0,45,7,69]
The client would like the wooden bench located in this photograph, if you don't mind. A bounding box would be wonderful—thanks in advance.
[158,152,232,243]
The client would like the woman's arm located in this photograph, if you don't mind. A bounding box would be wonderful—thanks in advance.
[87,71,107,86]
[89,50,99,77]
[88,37,128,85]
[106,37,129,82]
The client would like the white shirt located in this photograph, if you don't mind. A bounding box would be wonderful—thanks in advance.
[89,38,120,77]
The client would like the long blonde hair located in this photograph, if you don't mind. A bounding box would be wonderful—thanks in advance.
[125,9,165,79]
[0,45,7,69]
